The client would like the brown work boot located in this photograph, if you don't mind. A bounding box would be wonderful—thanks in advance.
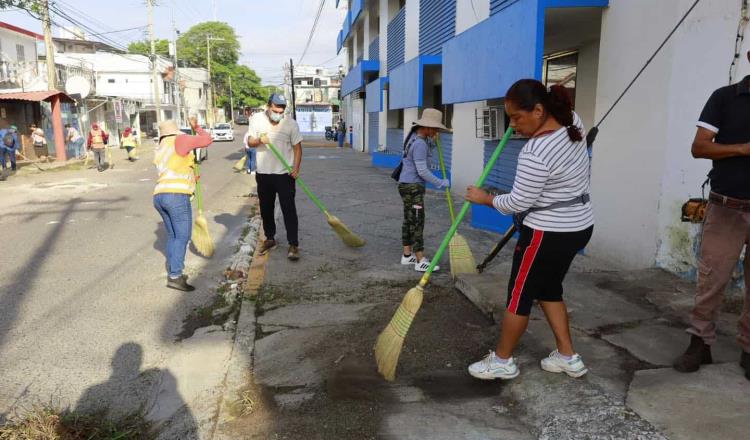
[741,351,750,380]
[258,239,277,255]
[287,245,300,261]
[673,335,712,373]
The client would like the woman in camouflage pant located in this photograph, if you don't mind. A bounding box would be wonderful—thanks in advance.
[397,109,451,272]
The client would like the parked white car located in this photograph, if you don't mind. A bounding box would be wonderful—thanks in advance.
[210,123,234,142]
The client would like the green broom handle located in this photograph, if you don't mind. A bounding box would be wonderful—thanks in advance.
[419,127,514,286]
[435,136,455,223]
[265,140,330,215]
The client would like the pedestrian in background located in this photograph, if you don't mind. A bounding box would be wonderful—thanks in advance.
[30,124,47,160]
[87,123,109,172]
[65,123,84,159]
[121,127,138,161]
[337,119,346,149]
[397,109,450,272]
[244,93,304,261]
[0,124,19,172]
[673,50,750,380]
[465,79,593,381]
[153,117,212,292]
[244,136,256,176]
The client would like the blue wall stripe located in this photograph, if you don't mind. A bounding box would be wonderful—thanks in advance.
[419,0,456,56]
[387,7,406,73]
[368,114,379,153]
[483,138,526,191]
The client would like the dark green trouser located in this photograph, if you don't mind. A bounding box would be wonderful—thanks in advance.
[399,183,426,252]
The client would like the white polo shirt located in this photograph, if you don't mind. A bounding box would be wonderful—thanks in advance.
[244,111,303,175]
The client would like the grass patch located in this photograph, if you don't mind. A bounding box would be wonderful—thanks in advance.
[176,294,233,341]
[0,407,153,440]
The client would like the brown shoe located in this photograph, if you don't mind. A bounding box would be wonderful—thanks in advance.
[259,239,277,255]
[287,245,300,261]
[673,335,712,373]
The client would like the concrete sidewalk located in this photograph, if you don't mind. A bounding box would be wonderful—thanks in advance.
[214,146,749,440]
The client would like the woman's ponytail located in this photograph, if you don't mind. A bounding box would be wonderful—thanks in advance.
[547,85,582,142]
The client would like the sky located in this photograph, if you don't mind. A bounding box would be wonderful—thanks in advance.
[0,0,346,86]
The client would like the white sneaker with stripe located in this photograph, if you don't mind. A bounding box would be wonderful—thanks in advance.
[401,254,417,265]
[415,257,439,272]
[468,351,520,380]
[540,350,588,378]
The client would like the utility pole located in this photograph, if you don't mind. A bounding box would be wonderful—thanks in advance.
[147,0,162,124]
[228,75,235,125]
[40,0,56,90]
[206,35,224,126]
[289,58,297,120]
[171,5,183,126]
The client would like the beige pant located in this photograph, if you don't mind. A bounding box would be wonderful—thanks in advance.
[688,201,750,352]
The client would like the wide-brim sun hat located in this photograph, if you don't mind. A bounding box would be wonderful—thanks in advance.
[413,108,450,132]
[158,120,181,138]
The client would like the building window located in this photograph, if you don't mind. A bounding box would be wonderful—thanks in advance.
[199,88,202,99]
[16,44,25,62]
[542,51,578,107]
[431,84,452,129]
[108,79,115,83]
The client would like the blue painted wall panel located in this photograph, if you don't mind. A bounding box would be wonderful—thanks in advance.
[369,36,380,62]
[388,57,421,110]
[368,114,379,153]
[366,79,383,112]
[342,60,380,97]
[439,132,452,171]
[483,138,526,191]
[419,0,456,56]
[442,0,540,104]
[387,8,406,73]
[386,128,404,155]
[352,0,364,24]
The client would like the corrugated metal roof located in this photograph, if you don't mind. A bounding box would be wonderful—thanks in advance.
[0,90,74,102]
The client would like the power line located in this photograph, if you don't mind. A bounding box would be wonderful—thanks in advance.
[297,0,326,65]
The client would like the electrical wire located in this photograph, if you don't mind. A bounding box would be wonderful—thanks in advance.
[298,0,327,65]
[729,0,749,84]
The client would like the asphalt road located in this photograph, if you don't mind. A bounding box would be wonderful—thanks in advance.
[0,131,254,430]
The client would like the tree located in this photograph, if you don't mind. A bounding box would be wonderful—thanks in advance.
[212,64,266,111]
[127,39,170,57]
[176,22,240,69]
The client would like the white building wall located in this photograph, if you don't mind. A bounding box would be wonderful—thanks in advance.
[455,0,490,34]
[574,40,599,133]
[404,0,420,60]
[451,101,486,190]
[590,0,749,271]
[0,29,38,64]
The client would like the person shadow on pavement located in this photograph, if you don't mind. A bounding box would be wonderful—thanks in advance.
[74,342,199,439]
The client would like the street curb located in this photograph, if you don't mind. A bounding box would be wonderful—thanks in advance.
[211,215,271,439]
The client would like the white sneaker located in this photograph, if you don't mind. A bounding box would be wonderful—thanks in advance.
[540,350,588,378]
[415,258,439,272]
[401,254,417,265]
[468,351,519,380]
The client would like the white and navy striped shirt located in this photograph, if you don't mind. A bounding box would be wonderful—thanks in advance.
[492,113,593,232]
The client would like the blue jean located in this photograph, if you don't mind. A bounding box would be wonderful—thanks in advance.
[337,132,344,148]
[0,146,16,169]
[153,193,193,278]
[245,148,256,172]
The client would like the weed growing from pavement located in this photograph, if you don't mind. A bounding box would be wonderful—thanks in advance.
[0,406,154,440]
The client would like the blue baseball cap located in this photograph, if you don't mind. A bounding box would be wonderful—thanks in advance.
[268,93,287,107]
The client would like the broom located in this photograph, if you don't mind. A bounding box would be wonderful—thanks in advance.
[233,155,247,171]
[265,140,365,248]
[191,161,215,257]
[375,127,514,381]
[435,137,477,278]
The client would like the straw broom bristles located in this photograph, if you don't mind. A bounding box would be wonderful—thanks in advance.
[233,155,247,171]
[192,210,214,257]
[375,284,424,381]
[326,213,366,247]
[449,234,478,277]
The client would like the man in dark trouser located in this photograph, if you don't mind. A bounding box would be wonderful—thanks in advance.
[244,94,304,261]
[674,50,750,380]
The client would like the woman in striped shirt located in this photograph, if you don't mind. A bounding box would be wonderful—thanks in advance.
[465,79,594,380]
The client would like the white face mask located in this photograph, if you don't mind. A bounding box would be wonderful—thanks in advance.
[268,110,284,123]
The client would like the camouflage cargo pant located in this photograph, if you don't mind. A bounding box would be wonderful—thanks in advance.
[399,183,426,252]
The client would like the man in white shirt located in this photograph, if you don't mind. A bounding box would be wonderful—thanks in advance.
[244,94,304,261]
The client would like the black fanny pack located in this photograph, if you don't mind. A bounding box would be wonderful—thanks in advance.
[513,194,591,229]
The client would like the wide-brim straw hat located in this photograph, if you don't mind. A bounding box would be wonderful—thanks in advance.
[413,108,450,131]
[159,120,181,138]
